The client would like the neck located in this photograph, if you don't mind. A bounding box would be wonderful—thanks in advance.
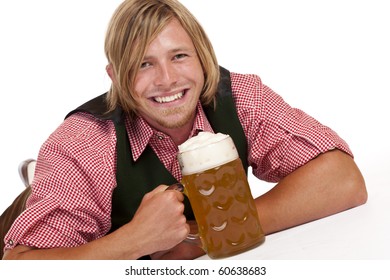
[158,121,194,146]
[138,112,197,146]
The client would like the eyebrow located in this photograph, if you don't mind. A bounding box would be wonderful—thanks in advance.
[143,47,196,60]
[170,47,194,53]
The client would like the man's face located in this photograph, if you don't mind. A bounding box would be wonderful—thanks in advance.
[133,19,205,131]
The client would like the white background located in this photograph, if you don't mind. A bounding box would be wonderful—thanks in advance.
[0,0,389,214]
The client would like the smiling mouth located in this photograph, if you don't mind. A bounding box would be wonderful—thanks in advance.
[153,91,185,103]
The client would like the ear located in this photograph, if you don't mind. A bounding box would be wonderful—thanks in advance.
[106,64,117,84]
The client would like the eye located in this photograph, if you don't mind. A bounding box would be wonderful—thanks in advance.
[140,61,152,69]
[173,53,187,60]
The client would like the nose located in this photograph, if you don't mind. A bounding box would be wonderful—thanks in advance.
[154,63,178,87]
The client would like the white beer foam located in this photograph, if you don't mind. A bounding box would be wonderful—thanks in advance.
[178,132,238,175]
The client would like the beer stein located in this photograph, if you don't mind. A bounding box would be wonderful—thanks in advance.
[176,132,265,259]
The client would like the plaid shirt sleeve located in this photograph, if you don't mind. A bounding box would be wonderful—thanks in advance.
[231,72,352,183]
[4,113,117,250]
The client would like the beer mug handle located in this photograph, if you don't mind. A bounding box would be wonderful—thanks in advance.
[166,183,203,248]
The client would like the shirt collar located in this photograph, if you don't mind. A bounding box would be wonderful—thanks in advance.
[125,102,214,161]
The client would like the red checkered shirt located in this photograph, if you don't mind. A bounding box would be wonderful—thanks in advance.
[4,72,352,250]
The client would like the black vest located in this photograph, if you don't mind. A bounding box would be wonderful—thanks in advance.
[66,66,248,233]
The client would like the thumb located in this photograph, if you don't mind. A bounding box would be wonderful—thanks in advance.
[151,184,171,194]
[152,183,184,194]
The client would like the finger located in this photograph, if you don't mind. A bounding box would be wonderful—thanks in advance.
[148,184,184,201]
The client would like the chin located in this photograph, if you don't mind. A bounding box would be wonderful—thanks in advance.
[159,116,191,129]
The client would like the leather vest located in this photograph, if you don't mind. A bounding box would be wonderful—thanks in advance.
[65,66,248,233]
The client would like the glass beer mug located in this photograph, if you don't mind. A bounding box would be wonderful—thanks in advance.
[176,132,265,259]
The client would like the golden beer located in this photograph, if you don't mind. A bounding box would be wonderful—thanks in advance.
[178,132,265,259]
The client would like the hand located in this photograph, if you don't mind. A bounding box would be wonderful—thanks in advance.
[123,184,190,257]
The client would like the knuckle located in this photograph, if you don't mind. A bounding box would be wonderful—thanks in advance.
[177,201,185,213]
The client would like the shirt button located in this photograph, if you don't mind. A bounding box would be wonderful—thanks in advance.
[7,239,14,246]
[157,135,164,140]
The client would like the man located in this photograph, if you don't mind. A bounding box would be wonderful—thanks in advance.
[2,0,367,260]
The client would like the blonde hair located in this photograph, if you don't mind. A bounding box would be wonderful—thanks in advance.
[104,0,220,116]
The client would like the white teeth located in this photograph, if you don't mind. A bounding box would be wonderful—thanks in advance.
[154,92,183,103]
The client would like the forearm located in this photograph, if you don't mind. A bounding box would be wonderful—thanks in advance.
[255,149,367,235]
[2,223,146,260]
[3,186,190,260]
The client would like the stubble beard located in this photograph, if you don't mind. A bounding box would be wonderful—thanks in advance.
[157,106,194,129]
